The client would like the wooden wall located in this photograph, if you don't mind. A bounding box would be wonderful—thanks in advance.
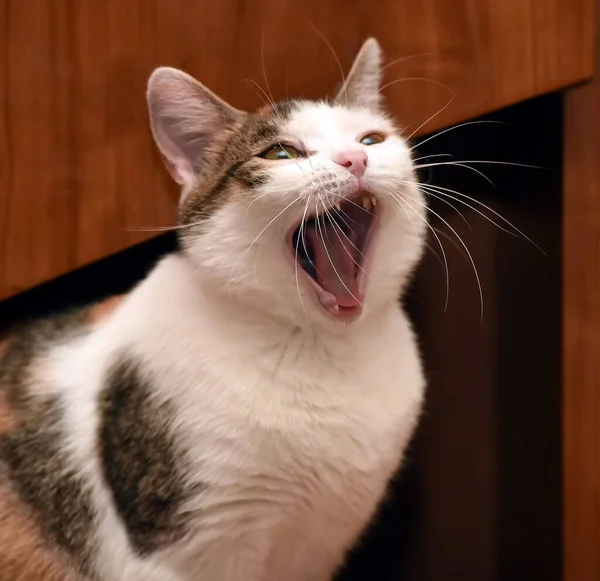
[563,4,600,579]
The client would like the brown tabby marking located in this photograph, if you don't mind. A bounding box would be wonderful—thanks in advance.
[0,338,10,362]
[0,483,81,581]
[0,338,16,435]
[179,101,299,227]
[99,355,192,556]
[86,295,126,325]
[0,315,97,570]
[0,391,16,435]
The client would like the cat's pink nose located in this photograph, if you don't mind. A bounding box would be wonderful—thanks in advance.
[333,151,368,178]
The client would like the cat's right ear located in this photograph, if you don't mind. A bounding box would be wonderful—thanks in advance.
[147,68,246,190]
[335,39,383,111]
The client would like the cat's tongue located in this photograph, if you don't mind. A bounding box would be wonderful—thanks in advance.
[305,222,362,308]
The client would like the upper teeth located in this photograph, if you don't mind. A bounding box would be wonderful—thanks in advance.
[328,194,376,213]
[361,195,376,211]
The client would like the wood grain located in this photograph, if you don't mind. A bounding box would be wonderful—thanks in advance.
[563,4,600,579]
[0,0,595,299]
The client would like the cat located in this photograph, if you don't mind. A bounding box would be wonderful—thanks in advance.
[0,38,426,581]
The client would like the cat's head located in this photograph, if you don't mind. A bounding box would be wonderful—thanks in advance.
[147,39,426,329]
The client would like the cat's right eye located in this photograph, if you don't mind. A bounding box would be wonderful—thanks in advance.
[359,132,386,146]
[259,144,303,161]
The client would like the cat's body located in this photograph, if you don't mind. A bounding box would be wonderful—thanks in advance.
[0,39,426,580]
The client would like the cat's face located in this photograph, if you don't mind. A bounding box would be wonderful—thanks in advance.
[147,39,426,329]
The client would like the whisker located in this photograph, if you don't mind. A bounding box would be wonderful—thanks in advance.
[277,139,305,172]
[126,217,206,233]
[413,159,543,171]
[381,177,471,231]
[322,203,369,277]
[227,196,301,291]
[126,225,184,233]
[317,195,358,262]
[246,190,275,214]
[384,192,442,282]
[417,161,498,188]
[310,24,346,106]
[432,225,471,262]
[416,185,473,231]
[409,120,506,152]
[405,90,458,142]
[325,202,358,230]
[295,195,319,274]
[294,198,311,314]
[411,153,454,163]
[381,53,435,71]
[327,193,369,216]
[304,132,314,173]
[317,195,334,245]
[424,241,448,274]
[417,182,544,252]
[236,78,276,111]
[397,190,484,319]
[260,28,280,121]
[383,173,544,253]
[387,191,450,310]
[245,198,301,254]
[315,198,363,308]
[419,183,510,235]
[300,204,314,272]
[335,209,358,229]
[380,76,455,94]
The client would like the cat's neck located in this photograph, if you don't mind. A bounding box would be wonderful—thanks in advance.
[123,252,396,359]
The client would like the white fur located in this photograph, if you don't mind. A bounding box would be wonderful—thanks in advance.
[44,41,427,580]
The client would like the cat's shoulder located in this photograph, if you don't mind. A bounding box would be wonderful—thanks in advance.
[0,295,127,428]
[0,294,126,360]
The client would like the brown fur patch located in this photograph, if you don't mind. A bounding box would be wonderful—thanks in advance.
[0,337,17,435]
[86,295,126,325]
[0,391,16,435]
[0,483,82,580]
[0,337,10,362]
[0,314,97,570]
[179,101,300,227]
[99,355,192,555]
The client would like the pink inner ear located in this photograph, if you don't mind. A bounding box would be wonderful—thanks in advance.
[151,113,201,188]
[147,67,246,190]
[166,157,195,188]
[158,135,196,187]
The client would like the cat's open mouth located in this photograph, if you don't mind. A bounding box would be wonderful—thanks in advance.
[287,193,377,319]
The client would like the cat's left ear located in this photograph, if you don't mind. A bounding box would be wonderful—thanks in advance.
[335,38,383,111]
[147,68,246,190]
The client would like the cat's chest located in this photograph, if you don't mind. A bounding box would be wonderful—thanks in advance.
[175,358,419,506]
[168,368,414,579]
[179,406,401,549]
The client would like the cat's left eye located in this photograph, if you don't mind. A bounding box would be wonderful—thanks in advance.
[260,144,303,161]
[360,133,386,146]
